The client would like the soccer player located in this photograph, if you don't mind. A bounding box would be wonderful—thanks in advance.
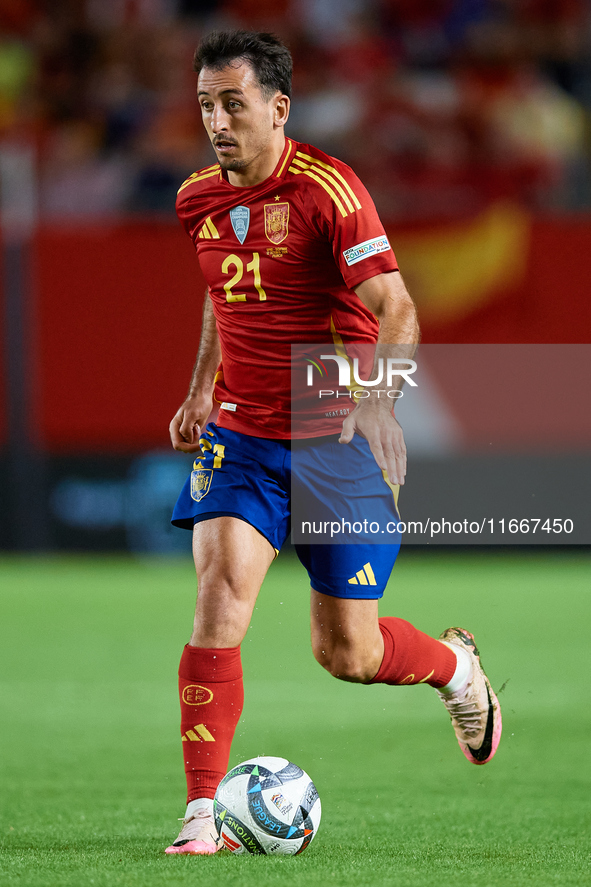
[165,30,501,855]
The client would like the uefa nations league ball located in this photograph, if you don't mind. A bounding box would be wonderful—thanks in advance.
[214,756,321,855]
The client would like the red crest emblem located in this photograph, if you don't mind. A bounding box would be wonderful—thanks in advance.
[264,202,289,244]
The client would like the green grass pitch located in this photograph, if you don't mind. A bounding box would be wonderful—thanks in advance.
[1,550,590,887]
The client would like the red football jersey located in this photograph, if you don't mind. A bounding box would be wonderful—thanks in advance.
[176,137,398,438]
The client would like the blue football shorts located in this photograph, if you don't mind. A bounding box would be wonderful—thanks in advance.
[171,424,401,599]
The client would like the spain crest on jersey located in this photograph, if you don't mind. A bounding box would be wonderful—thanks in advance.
[190,463,213,502]
[264,202,289,244]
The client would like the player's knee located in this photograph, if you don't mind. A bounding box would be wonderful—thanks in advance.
[197,559,242,594]
[196,559,257,614]
[191,570,256,647]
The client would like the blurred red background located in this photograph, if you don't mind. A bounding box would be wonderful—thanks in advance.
[1,210,589,451]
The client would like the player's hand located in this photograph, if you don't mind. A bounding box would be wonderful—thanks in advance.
[339,403,406,486]
[169,395,212,453]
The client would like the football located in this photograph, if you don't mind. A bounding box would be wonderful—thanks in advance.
[213,756,321,855]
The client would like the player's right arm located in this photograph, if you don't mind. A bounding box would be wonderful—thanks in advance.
[169,293,221,453]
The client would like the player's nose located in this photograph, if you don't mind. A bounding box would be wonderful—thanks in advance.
[210,104,229,132]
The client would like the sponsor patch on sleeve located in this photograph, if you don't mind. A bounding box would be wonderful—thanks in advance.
[343,236,391,266]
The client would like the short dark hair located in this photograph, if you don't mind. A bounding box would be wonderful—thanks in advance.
[193,30,292,99]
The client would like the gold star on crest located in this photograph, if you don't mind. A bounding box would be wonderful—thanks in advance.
[274,194,280,201]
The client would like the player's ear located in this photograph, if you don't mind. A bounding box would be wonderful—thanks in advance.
[274,94,290,127]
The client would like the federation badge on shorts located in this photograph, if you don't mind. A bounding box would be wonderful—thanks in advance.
[264,202,289,244]
[190,464,213,502]
[230,205,250,244]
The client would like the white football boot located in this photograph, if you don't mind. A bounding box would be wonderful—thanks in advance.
[437,627,502,765]
[165,798,219,855]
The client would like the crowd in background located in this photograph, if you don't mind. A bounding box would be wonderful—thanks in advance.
[1,0,590,221]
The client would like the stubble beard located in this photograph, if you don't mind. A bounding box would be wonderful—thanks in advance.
[217,156,248,172]
[215,129,271,174]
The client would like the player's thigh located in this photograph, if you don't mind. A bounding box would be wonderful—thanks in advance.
[172,424,290,554]
[191,516,276,647]
[309,589,383,682]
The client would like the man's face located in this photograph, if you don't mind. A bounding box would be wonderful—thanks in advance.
[197,60,280,173]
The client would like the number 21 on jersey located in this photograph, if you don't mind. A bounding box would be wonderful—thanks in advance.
[222,252,267,303]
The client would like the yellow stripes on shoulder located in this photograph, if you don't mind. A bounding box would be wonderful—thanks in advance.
[288,151,362,218]
[177,164,221,194]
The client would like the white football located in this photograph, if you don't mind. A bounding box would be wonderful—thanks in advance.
[213,756,321,855]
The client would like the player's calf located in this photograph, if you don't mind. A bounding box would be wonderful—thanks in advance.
[310,592,384,682]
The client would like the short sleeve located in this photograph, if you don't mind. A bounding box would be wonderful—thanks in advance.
[176,190,200,243]
[311,159,398,289]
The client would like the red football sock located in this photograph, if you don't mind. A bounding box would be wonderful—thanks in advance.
[178,644,244,803]
[371,617,456,688]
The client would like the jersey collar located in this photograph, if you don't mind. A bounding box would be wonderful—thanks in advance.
[273,137,296,179]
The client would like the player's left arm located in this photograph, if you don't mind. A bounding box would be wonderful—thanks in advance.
[339,270,420,486]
